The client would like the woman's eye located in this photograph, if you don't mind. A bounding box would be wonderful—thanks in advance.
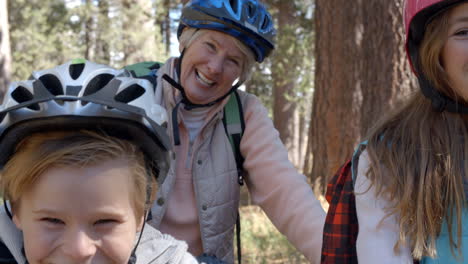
[205,42,216,51]
[41,217,64,225]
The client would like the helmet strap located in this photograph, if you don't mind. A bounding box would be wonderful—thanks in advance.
[417,69,468,114]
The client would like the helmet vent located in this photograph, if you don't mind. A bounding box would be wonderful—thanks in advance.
[114,84,145,103]
[260,15,269,31]
[39,74,64,96]
[69,63,85,80]
[84,74,114,96]
[229,0,239,14]
[11,86,40,111]
[247,3,256,19]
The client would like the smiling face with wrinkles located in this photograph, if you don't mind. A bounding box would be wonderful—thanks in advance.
[180,30,245,105]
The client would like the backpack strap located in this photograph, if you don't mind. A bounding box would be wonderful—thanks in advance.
[351,140,368,185]
[123,61,162,88]
[222,90,245,186]
[222,90,245,264]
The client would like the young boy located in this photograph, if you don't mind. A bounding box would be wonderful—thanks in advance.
[0,59,198,264]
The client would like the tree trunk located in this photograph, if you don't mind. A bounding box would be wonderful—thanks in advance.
[164,0,171,55]
[272,1,298,159]
[360,0,415,135]
[306,0,362,194]
[306,0,415,194]
[0,0,11,99]
[298,106,310,172]
[84,0,94,60]
[95,0,110,64]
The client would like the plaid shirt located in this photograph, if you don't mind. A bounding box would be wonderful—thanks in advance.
[321,160,358,264]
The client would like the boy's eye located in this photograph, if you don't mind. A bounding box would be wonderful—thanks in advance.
[94,219,117,225]
[41,217,64,225]
[229,58,240,66]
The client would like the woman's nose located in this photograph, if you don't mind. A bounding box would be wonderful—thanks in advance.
[62,230,96,261]
[207,55,223,75]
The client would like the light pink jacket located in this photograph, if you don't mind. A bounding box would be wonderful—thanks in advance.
[148,58,325,263]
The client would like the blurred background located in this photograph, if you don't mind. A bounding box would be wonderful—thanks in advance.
[0,0,416,262]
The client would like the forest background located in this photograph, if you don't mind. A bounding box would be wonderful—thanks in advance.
[0,0,416,263]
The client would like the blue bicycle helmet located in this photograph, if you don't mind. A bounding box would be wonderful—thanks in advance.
[177,0,276,62]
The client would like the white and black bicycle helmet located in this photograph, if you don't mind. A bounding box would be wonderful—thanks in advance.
[0,58,170,182]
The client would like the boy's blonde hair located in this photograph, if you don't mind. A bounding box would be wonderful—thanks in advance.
[1,130,157,220]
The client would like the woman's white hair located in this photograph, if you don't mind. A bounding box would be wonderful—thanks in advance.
[178,28,256,83]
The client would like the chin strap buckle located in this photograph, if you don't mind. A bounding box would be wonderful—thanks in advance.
[431,97,447,112]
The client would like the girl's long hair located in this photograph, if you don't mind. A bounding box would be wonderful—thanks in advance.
[365,6,468,259]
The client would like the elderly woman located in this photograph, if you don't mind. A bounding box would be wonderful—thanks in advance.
[144,0,326,263]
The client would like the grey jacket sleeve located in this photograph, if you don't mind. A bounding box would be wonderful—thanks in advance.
[0,204,26,263]
[136,224,198,264]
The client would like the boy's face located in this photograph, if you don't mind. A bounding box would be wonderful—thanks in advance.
[13,159,143,264]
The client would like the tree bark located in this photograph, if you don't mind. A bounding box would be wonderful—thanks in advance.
[0,0,11,99]
[360,0,415,135]
[95,0,110,64]
[306,0,415,194]
[306,0,362,194]
[84,0,94,60]
[164,0,171,55]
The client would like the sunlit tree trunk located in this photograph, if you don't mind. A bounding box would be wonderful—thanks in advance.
[95,0,110,64]
[164,0,171,55]
[0,0,11,99]
[84,0,94,60]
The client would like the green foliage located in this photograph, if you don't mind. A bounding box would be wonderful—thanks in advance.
[247,1,314,117]
[8,0,80,80]
[274,1,314,117]
[246,61,274,112]
[8,0,168,80]
[235,206,307,264]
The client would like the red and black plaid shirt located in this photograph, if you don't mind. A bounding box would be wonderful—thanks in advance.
[321,160,358,264]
